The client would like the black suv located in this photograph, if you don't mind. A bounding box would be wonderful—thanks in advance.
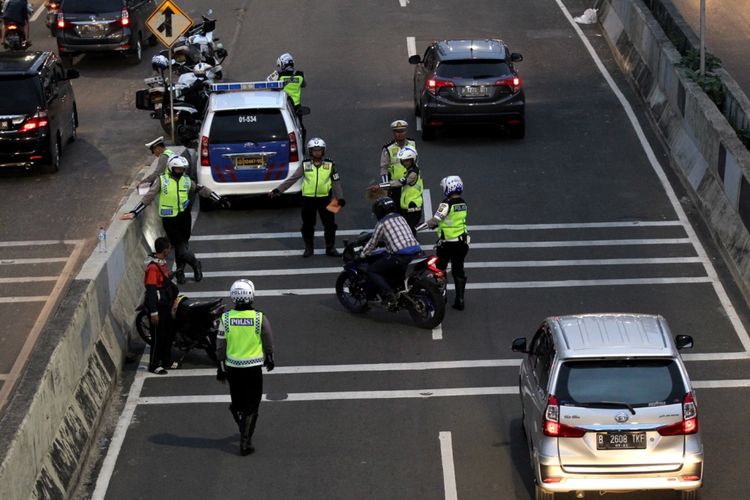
[409,39,525,140]
[56,0,157,64]
[0,51,79,173]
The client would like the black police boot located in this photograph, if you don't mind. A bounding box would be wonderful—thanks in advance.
[240,413,258,456]
[452,276,467,311]
[229,405,240,425]
[174,267,186,285]
[192,260,203,282]
[302,236,314,258]
[325,245,340,257]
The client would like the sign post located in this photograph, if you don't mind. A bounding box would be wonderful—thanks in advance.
[146,0,193,144]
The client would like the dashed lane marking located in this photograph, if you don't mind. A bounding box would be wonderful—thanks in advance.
[0,296,49,304]
[440,432,458,500]
[30,4,45,22]
[407,36,416,57]
[0,276,59,284]
[432,324,443,340]
[0,257,69,265]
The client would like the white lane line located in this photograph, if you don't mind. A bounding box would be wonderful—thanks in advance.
[30,4,46,22]
[190,220,683,241]
[407,36,416,57]
[400,0,410,7]
[416,116,422,132]
[186,277,713,298]
[693,380,750,389]
[0,276,58,284]
[682,351,750,361]
[424,189,433,219]
[0,257,69,265]
[0,296,49,303]
[0,239,81,247]
[433,324,443,340]
[439,432,459,500]
[554,0,750,351]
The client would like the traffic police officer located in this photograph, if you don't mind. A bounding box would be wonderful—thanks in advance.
[120,156,230,283]
[379,146,423,234]
[141,136,178,186]
[216,279,275,456]
[274,52,306,109]
[379,120,417,202]
[417,175,469,310]
[269,138,345,258]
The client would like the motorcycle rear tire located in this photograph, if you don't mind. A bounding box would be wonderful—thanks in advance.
[407,284,445,329]
[135,309,154,346]
[335,271,369,314]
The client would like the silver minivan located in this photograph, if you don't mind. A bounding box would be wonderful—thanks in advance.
[512,314,703,500]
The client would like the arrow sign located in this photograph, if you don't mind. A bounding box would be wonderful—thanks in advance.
[146,0,192,48]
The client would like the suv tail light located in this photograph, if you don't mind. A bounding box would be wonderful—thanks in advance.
[496,76,522,93]
[426,78,454,95]
[543,395,586,437]
[120,8,130,27]
[288,131,299,162]
[200,136,209,166]
[20,111,49,133]
[57,11,66,29]
[658,392,698,436]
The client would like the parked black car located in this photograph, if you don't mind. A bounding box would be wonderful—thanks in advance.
[56,0,157,64]
[0,51,79,173]
[409,39,525,140]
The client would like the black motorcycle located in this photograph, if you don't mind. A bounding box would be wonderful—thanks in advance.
[45,2,59,36]
[135,294,225,363]
[335,233,447,329]
[2,20,28,51]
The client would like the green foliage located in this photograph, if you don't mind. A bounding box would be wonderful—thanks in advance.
[680,49,722,72]
[691,71,724,107]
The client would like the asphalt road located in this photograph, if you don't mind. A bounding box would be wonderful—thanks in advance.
[62,0,750,499]
[670,0,750,97]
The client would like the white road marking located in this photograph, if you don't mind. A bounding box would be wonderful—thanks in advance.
[400,0,410,7]
[682,351,750,361]
[0,296,49,303]
[439,432,458,500]
[30,4,46,22]
[407,36,416,57]
[433,324,443,340]
[0,240,80,247]
[692,379,750,389]
[0,276,58,284]
[416,116,422,132]
[424,189,433,219]
[0,257,69,265]
[554,0,750,351]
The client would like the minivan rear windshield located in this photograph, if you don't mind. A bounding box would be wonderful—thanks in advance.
[209,109,288,144]
[555,360,684,408]
[62,0,122,14]
[436,60,511,79]
[0,78,41,114]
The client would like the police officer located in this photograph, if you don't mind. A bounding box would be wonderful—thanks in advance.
[269,138,345,258]
[417,176,469,310]
[274,53,305,110]
[143,237,178,374]
[379,120,417,202]
[140,136,177,186]
[120,156,230,283]
[216,279,275,456]
[378,146,423,235]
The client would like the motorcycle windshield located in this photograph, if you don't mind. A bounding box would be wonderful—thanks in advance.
[207,109,291,183]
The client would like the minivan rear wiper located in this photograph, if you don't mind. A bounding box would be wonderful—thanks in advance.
[575,401,636,415]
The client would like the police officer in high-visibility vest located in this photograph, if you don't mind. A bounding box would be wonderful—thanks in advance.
[139,136,181,188]
[269,138,346,258]
[379,120,417,202]
[120,156,230,283]
[273,52,305,109]
[216,279,275,456]
[417,176,469,310]
[379,146,423,235]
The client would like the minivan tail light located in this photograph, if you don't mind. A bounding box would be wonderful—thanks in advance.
[57,11,65,29]
[658,392,698,436]
[288,131,298,162]
[200,136,209,166]
[543,395,586,438]
[426,78,454,95]
[20,111,49,133]
[496,76,522,93]
[120,8,130,27]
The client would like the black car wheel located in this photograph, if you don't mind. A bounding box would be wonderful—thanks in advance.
[45,136,61,174]
[129,35,143,64]
[69,108,78,143]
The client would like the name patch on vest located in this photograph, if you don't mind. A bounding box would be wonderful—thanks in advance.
[452,203,467,212]
[230,318,255,326]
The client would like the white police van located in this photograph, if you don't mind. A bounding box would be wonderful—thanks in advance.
[197,81,309,208]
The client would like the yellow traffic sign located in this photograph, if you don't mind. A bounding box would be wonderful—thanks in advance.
[146,0,193,48]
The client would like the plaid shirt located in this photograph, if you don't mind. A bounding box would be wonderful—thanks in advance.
[362,213,420,256]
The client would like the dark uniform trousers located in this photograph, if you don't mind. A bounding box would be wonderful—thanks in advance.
[162,210,198,272]
[227,365,263,415]
[436,240,469,279]
[402,209,423,236]
[149,304,175,371]
[301,196,337,248]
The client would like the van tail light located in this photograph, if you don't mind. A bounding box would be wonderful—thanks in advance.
[496,76,522,93]
[120,8,130,27]
[658,392,698,436]
[57,11,66,29]
[426,78,454,95]
[20,111,49,133]
[49,3,59,9]
[288,131,299,162]
[426,256,444,278]
[543,395,586,437]
[200,136,210,166]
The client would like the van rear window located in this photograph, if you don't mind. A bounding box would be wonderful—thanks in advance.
[209,110,288,144]
[62,0,123,13]
[0,77,41,114]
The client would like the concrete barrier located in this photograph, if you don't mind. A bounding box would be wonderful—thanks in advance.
[593,0,750,297]
[0,159,167,500]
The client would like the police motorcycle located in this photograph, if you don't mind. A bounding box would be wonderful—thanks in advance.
[157,62,219,143]
[185,10,227,73]
[135,294,225,364]
[335,233,447,330]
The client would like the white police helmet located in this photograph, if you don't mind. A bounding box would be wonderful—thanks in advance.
[397,146,417,163]
[276,52,294,71]
[230,279,255,304]
[193,62,213,76]
[440,175,464,197]
[167,155,190,174]
[306,137,326,154]
[151,54,169,71]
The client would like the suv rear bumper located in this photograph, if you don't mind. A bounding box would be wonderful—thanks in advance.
[197,167,303,197]
[421,94,525,125]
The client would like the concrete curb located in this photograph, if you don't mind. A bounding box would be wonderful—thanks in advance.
[594,0,750,298]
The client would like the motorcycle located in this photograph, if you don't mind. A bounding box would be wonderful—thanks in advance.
[45,1,59,36]
[335,233,447,329]
[2,20,28,50]
[135,294,225,364]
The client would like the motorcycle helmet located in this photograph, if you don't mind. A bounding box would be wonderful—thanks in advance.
[151,54,169,72]
[230,279,255,304]
[396,146,417,164]
[440,175,463,197]
[193,62,213,77]
[372,196,397,220]
[306,137,326,155]
[276,52,294,72]
[167,155,190,174]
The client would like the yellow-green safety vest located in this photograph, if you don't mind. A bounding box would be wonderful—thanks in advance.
[301,160,334,197]
[162,148,175,159]
[400,176,424,211]
[158,174,191,218]
[386,140,417,180]
[223,309,265,368]
[437,199,468,240]
[279,72,304,106]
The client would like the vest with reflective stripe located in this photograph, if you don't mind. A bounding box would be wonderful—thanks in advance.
[223,309,265,368]
[158,174,191,218]
[162,148,175,159]
[279,71,304,106]
[400,176,424,211]
[437,198,468,240]
[301,160,334,197]
[386,140,417,180]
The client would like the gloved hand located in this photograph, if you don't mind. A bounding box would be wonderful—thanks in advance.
[268,188,281,198]
[337,198,346,208]
[219,197,231,209]
[216,362,227,382]
[264,353,275,372]
[415,222,429,232]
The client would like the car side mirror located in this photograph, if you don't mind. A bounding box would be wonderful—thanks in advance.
[675,335,694,350]
[408,55,421,65]
[511,337,528,353]
[297,106,311,117]
[65,69,80,80]
[510,53,523,63]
